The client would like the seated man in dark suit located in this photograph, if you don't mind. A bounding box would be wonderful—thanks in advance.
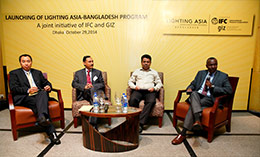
[9,54,61,145]
[171,57,233,145]
[72,55,105,129]
[128,54,163,133]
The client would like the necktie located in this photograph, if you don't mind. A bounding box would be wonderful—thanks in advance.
[26,72,37,96]
[26,72,33,88]
[202,75,211,96]
[201,82,207,96]
[87,70,92,84]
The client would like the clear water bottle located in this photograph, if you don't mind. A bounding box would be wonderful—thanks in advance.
[121,93,125,110]
[122,93,128,113]
[93,92,99,113]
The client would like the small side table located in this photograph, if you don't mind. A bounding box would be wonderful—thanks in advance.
[80,106,141,152]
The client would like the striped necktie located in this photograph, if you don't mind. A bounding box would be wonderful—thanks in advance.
[26,72,33,88]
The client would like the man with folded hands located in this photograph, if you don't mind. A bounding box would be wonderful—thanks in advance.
[9,54,60,145]
[72,55,105,130]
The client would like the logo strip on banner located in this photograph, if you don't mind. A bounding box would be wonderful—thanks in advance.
[164,14,255,36]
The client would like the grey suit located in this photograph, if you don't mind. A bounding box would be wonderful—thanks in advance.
[72,68,105,102]
[183,70,232,130]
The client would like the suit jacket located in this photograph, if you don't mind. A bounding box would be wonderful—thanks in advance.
[72,68,105,101]
[187,70,232,102]
[9,68,52,106]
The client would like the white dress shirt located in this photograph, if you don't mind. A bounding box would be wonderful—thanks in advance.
[198,72,215,96]
[128,68,163,91]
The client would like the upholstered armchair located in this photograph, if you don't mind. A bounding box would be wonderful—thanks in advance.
[72,71,111,128]
[126,72,164,128]
[173,77,239,142]
[8,73,65,141]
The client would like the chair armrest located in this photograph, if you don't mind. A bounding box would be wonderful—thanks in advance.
[174,90,186,104]
[8,93,14,110]
[72,88,77,103]
[210,95,228,114]
[173,90,186,111]
[158,87,164,104]
[126,87,132,100]
[51,88,64,109]
[105,85,111,101]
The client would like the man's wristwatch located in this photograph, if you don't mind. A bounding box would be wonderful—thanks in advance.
[211,85,215,88]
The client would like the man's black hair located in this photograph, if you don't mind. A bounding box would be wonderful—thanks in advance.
[83,56,91,62]
[19,54,32,62]
[141,54,152,62]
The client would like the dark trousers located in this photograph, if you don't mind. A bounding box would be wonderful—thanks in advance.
[129,90,156,125]
[18,90,55,135]
[183,91,214,130]
[83,88,104,125]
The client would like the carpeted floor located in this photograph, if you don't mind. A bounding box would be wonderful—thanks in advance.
[0,109,259,157]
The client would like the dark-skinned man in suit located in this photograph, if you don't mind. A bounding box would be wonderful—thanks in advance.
[171,57,232,145]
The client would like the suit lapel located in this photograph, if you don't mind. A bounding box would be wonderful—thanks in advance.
[212,70,219,84]
[19,68,30,87]
[82,68,87,84]
[198,70,207,88]
[31,69,39,86]
[91,69,96,83]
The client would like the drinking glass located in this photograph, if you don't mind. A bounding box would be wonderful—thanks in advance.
[114,92,121,113]
[98,91,105,113]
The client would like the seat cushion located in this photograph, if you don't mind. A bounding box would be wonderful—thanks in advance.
[15,101,61,125]
[72,100,90,117]
[139,99,164,117]
[201,107,228,127]
[175,102,190,119]
[15,106,37,125]
[48,101,61,119]
[175,102,229,127]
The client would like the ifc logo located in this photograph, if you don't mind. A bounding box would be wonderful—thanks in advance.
[211,17,218,25]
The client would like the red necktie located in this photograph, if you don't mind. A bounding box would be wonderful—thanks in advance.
[202,76,210,96]
[202,82,207,96]
[87,70,92,84]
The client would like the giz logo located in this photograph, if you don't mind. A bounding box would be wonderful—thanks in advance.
[218,25,226,32]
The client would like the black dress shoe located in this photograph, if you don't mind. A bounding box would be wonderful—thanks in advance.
[139,124,143,133]
[49,132,61,145]
[192,121,202,131]
[38,116,51,127]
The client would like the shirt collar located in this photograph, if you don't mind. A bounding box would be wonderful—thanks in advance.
[140,68,151,72]
[22,69,31,74]
[208,71,216,77]
[85,68,92,72]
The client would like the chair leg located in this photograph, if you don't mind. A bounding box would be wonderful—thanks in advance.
[73,117,78,128]
[158,117,163,128]
[12,128,18,141]
[207,129,214,143]
[108,118,111,126]
[172,113,177,127]
[226,122,231,132]
[10,109,18,140]
[60,118,65,129]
